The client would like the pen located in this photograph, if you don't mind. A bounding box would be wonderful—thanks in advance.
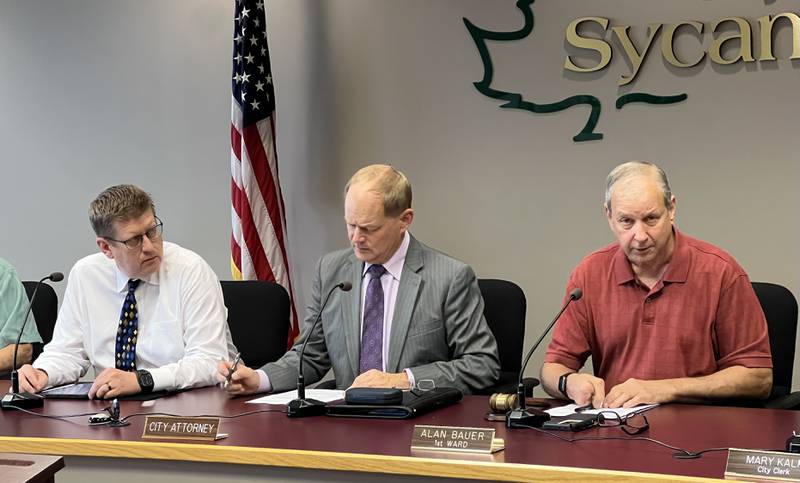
[574,404,594,413]
[224,352,242,388]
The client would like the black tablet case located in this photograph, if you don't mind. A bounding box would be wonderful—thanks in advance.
[326,387,463,419]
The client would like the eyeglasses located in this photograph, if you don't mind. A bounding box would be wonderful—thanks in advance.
[596,411,650,435]
[104,217,164,250]
[410,379,435,397]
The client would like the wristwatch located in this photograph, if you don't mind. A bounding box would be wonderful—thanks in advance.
[135,369,154,394]
[557,372,574,399]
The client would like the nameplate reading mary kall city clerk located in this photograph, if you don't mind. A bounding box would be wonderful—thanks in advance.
[142,416,227,442]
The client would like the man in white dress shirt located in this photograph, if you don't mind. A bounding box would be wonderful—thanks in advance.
[17,185,234,398]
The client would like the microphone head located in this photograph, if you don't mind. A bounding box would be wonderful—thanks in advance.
[339,281,353,292]
[569,288,583,301]
[49,272,64,282]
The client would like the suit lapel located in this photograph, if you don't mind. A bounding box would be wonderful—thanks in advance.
[343,254,364,377]
[387,236,423,373]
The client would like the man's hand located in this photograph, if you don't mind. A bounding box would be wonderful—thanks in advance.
[217,360,260,396]
[350,369,411,389]
[566,373,606,409]
[604,378,674,408]
[88,368,141,400]
[16,364,48,394]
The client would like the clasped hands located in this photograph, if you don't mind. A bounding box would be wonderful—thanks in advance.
[566,373,673,409]
[216,360,411,396]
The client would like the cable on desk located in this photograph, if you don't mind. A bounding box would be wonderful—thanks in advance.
[119,407,287,423]
[5,404,105,421]
[519,424,730,459]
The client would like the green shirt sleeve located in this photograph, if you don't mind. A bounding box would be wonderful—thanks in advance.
[0,259,43,347]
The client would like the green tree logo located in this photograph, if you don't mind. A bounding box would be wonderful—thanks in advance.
[463,0,687,142]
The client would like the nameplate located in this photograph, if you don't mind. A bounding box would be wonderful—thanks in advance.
[725,448,800,481]
[411,425,504,454]
[141,416,227,441]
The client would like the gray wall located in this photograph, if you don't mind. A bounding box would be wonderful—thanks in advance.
[1,0,797,390]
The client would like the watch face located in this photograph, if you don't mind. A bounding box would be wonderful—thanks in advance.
[138,370,153,388]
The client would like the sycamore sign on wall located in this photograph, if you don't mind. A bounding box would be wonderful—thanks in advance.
[464,0,800,142]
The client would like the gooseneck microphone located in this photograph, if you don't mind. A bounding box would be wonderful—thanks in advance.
[287,281,352,418]
[507,287,583,429]
[2,271,64,411]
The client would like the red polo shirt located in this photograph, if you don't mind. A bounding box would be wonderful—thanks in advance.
[545,229,772,390]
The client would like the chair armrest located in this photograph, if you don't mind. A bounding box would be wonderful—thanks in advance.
[765,392,800,410]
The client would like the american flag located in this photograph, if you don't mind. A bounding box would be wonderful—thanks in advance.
[230,0,298,348]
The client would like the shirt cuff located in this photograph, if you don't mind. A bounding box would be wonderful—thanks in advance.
[256,369,273,393]
[404,368,415,389]
[148,367,174,392]
[32,360,62,389]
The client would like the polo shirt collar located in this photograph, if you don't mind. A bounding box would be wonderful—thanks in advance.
[662,228,689,283]
[612,227,687,285]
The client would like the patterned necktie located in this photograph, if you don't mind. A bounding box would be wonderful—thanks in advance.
[115,279,141,371]
[359,264,386,373]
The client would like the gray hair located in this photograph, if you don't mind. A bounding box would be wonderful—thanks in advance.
[604,161,672,212]
[344,164,412,217]
[89,185,156,238]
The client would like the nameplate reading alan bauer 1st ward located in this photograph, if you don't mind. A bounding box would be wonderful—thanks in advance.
[411,425,504,454]
[142,416,227,441]
[725,448,800,481]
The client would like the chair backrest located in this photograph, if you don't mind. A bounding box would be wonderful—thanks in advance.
[22,281,58,345]
[752,282,799,398]
[220,280,291,369]
[478,279,526,394]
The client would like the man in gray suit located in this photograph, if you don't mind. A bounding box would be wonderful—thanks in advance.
[219,164,499,394]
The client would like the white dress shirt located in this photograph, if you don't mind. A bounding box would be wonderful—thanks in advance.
[34,242,234,391]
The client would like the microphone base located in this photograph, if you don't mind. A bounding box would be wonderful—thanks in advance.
[1,392,45,411]
[506,407,550,429]
[286,398,327,418]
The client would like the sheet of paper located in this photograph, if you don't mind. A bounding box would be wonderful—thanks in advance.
[546,403,657,418]
[246,389,345,405]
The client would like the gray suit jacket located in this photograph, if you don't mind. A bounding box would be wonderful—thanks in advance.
[262,236,500,394]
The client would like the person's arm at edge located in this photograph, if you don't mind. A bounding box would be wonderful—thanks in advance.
[0,343,33,372]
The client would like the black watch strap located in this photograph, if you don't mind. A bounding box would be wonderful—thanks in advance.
[136,369,154,394]
[557,372,574,399]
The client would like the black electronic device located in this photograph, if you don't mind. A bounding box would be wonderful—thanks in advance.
[287,281,352,418]
[787,432,800,453]
[1,272,64,411]
[541,413,597,431]
[507,287,583,429]
[327,387,463,419]
[345,387,403,405]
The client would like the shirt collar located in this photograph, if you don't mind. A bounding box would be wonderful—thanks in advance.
[114,263,160,293]
[363,231,410,281]
[613,227,687,285]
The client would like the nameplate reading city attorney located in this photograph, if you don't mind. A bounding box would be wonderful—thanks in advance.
[411,425,504,454]
[725,448,800,481]
[142,416,227,441]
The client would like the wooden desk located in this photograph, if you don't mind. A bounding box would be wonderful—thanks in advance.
[1,381,797,482]
[0,452,64,483]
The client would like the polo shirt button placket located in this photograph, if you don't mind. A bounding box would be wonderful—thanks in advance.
[642,296,655,325]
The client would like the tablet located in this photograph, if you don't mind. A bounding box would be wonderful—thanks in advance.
[40,382,93,399]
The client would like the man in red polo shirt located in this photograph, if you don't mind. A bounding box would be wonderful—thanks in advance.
[542,161,772,409]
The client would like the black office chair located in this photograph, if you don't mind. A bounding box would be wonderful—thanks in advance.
[22,281,59,361]
[477,279,530,395]
[751,282,800,409]
[220,280,291,369]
